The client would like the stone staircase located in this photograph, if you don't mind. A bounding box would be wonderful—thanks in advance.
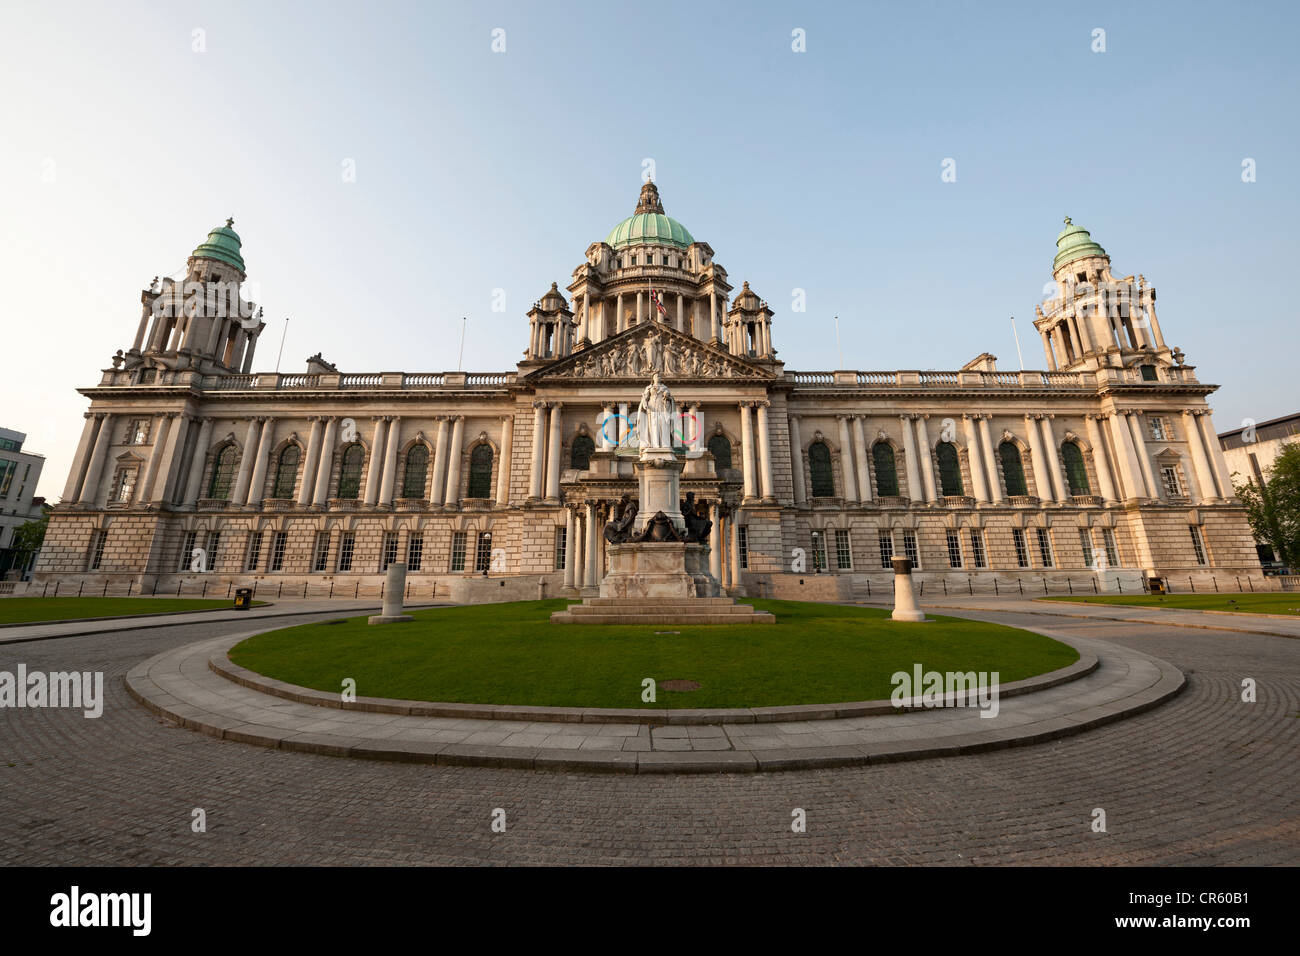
[550,597,776,625]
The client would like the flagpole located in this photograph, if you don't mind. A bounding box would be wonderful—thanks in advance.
[457,316,467,371]
[274,317,289,373]
[1010,315,1025,370]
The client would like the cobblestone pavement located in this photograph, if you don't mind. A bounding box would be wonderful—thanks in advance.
[1,608,1296,865]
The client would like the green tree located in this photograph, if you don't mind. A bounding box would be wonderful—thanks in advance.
[10,505,49,552]
[1234,442,1300,569]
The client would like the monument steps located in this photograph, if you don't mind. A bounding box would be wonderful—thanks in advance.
[551,599,775,625]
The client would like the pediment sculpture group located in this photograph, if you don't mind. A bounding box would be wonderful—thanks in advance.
[565,328,759,379]
[603,492,713,544]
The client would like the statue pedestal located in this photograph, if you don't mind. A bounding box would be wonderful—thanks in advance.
[599,541,719,600]
[633,447,684,533]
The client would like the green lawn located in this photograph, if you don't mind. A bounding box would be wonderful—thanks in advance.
[1045,593,1300,616]
[0,597,263,625]
[228,598,1078,710]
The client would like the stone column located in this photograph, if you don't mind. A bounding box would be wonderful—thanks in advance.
[312,417,338,506]
[545,403,563,500]
[852,416,872,502]
[1083,414,1118,504]
[676,293,684,332]
[739,403,757,500]
[585,502,599,586]
[618,402,629,448]
[963,415,989,502]
[136,415,171,504]
[915,416,938,502]
[710,291,719,342]
[496,414,513,505]
[636,291,643,325]
[1183,410,1218,502]
[573,511,585,589]
[901,414,922,502]
[1042,331,1057,370]
[240,329,259,373]
[837,415,858,504]
[1108,411,1145,501]
[729,513,742,589]
[365,416,389,506]
[616,293,624,334]
[1145,296,1167,349]
[155,414,191,505]
[247,417,275,506]
[182,417,214,506]
[529,402,546,499]
[132,308,150,352]
[978,416,1003,503]
[1200,411,1235,500]
[62,413,100,503]
[789,414,806,505]
[378,416,403,505]
[597,404,611,451]
[231,418,262,505]
[890,557,926,622]
[78,413,116,506]
[1040,416,1068,503]
[756,401,774,500]
[563,507,576,588]
[580,292,590,342]
[440,416,461,507]
[297,418,324,506]
[1127,413,1158,499]
[691,403,703,452]
[1025,414,1054,502]
[709,503,724,581]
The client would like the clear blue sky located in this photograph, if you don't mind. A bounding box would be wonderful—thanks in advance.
[2,0,1296,499]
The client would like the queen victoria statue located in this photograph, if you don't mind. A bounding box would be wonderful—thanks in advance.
[635,371,677,450]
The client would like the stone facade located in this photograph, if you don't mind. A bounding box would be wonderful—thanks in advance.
[33,187,1266,597]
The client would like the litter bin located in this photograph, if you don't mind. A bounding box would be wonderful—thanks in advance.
[234,587,254,610]
[1148,577,1166,595]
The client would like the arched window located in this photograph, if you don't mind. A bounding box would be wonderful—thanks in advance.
[570,434,595,470]
[707,434,732,470]
[872,442,898,497]
[467,445,494,499]
[402,444,429,498]
[808,441,835,497]
[272,445,300,499]
[337,444,364,499]
[936,442,963,496]
[999,441,1028,496]
[1062,441,1090,495]
[207,445,238,499]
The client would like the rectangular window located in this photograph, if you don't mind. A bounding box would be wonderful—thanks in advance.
[336,532,354,572]
[89,530,108,571]
[810,532,828,572]
[1102,528,1120,567]
[1160,466,1181,498]
[450,532,467,572]
[0,460,16,498]
[1189,526,1207,565]
[554,527,566,572]
[112,468,136,503]
[968,529,987,569]
[828,529,848,570]
[878,530,894,569]
[246,531,263,572]
[178,531,198,572]
[946,530,963,569]
[380,532,399,571]
[1012,528,1030,568]
[1148,416,1168,440]
[1079,528,1096,568]
[474,532,493,572]
[205,531,221,571]
[1036,528,1054,568]
[903,531,920,568]
[270,531,288,572]
[313,532,331,572]
[739,526,750,569]
[407,532,424,572]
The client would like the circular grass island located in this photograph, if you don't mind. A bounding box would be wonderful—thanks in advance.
[228,599,1079,711]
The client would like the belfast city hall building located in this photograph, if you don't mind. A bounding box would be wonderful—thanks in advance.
[34,181,1261,600]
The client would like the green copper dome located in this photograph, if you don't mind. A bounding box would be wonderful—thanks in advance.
[191,218,246,272]
[605,181,694,250]
[1053,217,1106,270]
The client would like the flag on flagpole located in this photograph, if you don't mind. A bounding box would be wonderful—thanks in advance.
[650,288,668,320]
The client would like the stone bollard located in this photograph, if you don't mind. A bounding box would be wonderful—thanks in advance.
[368,562,413,624]
[890,557,927,623]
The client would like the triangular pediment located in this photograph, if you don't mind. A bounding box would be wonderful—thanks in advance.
[525,322,775,382]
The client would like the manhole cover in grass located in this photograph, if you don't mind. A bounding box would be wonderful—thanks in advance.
[654,630,680,635]
[661,679,701,692]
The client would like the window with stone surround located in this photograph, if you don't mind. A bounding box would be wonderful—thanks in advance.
[707,434,732,470]
[877,530,893,569]
[936,442,963,496]
[945,530,963,568]
[903,531,920,569]
[407,532,424,572]
[809,530,827,572]
[1102,528,1120,566]
[205,531,221,571]
[808,441,834,497]
[570,434,595,470]
[554,527,566,571]
[273,445,300,499]
[1189,526,1208,565]
[1148,416,1169,440]
[474,532,493,572]
[872,442,899,496]
[313,532,331,572]
[111,466,138,503]
[178,531,198,572]
[337,444,364,499]
[467,445,494,499]
[969,529,987,568]
[739,526,750,569]
[270,531,288,572]
[1012,528,1030,567]
[335,532,354,572]
[1160,465,1182,498]
[402,445,429,499]
[207,445,238,499]
[450,532,467,572]
[999,442,1027,497]
[1079,528,1097,568]
[246,531,263,572]
[124,419,149,444]
[1062,441,1090,495]
[380,532,399,571]
[1035,528,1054,567]
[88,530,108,571]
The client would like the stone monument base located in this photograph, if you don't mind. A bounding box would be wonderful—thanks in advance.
[599,541,717,600]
